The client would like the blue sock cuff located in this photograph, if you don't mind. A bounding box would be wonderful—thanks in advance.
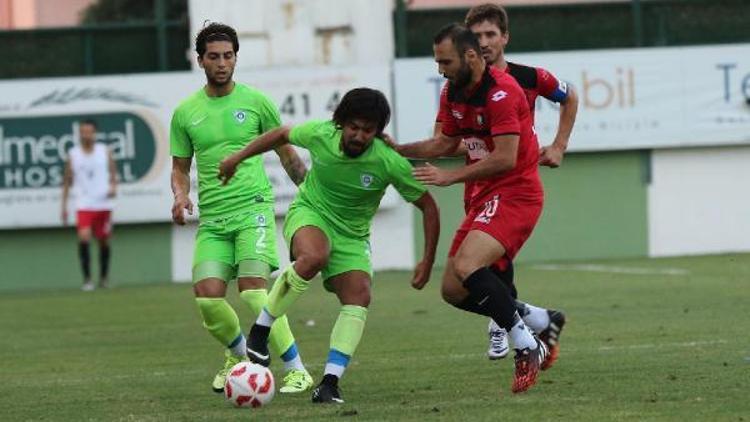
[228,333,243,348]
[281,343,299,362]
[327,349,351,367]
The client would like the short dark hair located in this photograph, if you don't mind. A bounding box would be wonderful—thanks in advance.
[332,88,391,135]
[79,119,97,129]
[465,3,509,34]
[195,22,239,57]
[433,23,481,57]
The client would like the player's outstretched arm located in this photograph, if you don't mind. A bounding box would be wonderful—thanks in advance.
[434,122,466,157]
[410,192,440,290]
[413,134,518,186]
[396,132,460,159]
[275,144,307,186]
[171,157,194,225]
[540,86,578,168]
[218,126,292,185]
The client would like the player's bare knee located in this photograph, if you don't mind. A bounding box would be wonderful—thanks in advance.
[294,251,328,279]
[452,257,482,282]
[193,278,227,298]
[237,277,266,291]
[341,288,370,307]
[78,230,92,242]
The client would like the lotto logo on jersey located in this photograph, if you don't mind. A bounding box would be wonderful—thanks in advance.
[233,110,246,123]
[451,109,464,120]
[491,90,508,102]
[558,81,568,94]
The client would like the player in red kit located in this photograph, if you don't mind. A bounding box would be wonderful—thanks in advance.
[462,3,578,366]
[395,23,547,394]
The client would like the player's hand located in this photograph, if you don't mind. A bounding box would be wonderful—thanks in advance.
[413,162,454,186]
[411,260,432,290]
[61,208,68,226]
[218,155,240,185]
[539,144,565,168]
[171,194,194,225]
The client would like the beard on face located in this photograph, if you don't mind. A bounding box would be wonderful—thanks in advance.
[206,69,233,87]
[450,59,473,91]
[341,137,368,158]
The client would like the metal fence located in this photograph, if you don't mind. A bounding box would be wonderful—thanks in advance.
[0,21,189,79]
[395,0,750,57]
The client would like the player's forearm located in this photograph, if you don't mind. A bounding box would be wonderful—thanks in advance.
[171,169,190,198]
[449,156,514,184]
[236,127,290,163]
[276,145,307,186]
[417,194,440,264]
[552,88,578,150]
[60,185,70,206]
[399,136,456,159]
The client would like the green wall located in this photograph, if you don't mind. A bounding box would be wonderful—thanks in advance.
[0,223,172,292]
[413,151,650,266]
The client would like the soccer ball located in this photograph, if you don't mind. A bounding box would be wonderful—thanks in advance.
[224,362,275,408]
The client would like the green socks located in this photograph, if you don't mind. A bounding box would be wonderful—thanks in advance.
[325,305,368,378]
[266,266,311,318]
[195,298,242,347]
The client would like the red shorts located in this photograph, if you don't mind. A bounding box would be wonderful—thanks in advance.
[76,210,113,240]
[448,192,542,271]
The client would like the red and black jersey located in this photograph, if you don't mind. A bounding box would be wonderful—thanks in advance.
[436,66,542,208]
[504,61,570,124]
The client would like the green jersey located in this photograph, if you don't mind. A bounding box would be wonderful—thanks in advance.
[288,119,426,238]
[170,83,280,221]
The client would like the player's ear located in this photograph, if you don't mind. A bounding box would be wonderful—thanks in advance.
[197,55,205,69]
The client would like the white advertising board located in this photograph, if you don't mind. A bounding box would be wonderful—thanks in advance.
[0,65,392,228]
[394,44,750,151]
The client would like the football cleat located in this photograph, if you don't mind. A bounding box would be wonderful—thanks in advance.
[311,381,344,404]
[511,338,548,394]
[487,323,510,360]
[279,369,314,393]
[538,310,566,370]
[212,350,245,393]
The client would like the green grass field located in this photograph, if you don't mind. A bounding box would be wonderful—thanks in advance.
[1,254,749,421]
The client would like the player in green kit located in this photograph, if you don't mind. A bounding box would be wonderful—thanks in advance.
[170,23,313,394]
[218,88,441,404]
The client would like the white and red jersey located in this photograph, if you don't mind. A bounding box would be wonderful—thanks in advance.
[69,143,113,211]
[437,66,543,208]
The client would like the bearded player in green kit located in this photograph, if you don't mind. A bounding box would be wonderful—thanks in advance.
[219,88,441,404]
[170,23,313,394]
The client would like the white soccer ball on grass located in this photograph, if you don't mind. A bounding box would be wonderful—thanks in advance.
[224,362,275,408]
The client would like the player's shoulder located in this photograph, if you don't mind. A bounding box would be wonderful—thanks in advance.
[68,145,81,158]
[487,66,525,102]
[233,83,274,104]
[300,119,334,133]
[505,61,540,89]
[372,138,408,165]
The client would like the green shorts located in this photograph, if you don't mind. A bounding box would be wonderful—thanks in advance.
[283,203,372,290]
[192,208,279,283]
